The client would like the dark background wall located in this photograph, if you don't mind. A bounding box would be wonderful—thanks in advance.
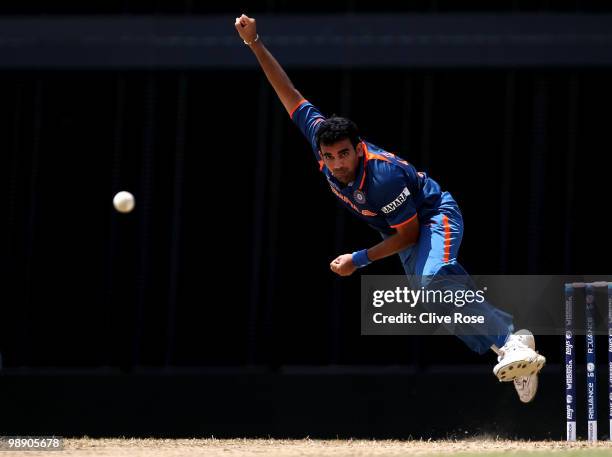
[1,0,612,14]
[4,68,610,368]
[1,1,611,439]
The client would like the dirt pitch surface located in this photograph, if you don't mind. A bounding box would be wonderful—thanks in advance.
[13,438,612,457]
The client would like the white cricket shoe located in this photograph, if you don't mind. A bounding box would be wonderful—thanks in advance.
[492,329,546,384]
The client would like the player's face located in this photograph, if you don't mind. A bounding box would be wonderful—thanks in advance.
[320,139,363,184]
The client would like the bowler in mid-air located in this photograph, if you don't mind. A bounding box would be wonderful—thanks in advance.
[235,13,546,403]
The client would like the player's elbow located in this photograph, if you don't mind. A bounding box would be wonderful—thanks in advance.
[395,216,419,246]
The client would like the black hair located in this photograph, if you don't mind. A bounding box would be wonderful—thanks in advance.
[315,116,361,150]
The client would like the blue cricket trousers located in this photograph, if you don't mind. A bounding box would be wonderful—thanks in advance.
[382,191,514,354]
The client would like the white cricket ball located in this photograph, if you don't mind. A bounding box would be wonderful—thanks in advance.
[113,191,135,213]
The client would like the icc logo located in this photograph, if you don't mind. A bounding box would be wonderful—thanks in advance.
[565,331,572,339]
[567,395,573,403]
[587,363,595,372]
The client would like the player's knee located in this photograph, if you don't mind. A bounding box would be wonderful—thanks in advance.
[416,261,465,287]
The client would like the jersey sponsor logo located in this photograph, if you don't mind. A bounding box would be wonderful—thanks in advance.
[381,187,410,214]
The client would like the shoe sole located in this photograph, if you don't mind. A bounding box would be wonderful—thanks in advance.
[495,354,546,382]
[516,375,538,403]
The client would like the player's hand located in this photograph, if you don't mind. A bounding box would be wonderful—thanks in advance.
[234,14,257,44]
[330,254,357,277]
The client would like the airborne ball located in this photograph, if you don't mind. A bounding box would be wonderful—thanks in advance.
[113,191,135,213]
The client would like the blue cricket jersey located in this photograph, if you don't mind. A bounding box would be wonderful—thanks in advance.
[291,99,450,235]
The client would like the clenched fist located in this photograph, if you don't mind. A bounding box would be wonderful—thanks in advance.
[234,14,258,44]
[330,254,357,277]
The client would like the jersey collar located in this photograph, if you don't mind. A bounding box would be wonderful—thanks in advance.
[351,141,369,191]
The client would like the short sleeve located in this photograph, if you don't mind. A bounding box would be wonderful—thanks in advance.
[377,170,417,229]
[290,100,326,160]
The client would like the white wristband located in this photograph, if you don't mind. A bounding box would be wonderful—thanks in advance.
[243,34,259,46]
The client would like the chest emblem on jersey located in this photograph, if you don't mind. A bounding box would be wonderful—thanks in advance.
[353,190,366,204]
[328,184,375,216]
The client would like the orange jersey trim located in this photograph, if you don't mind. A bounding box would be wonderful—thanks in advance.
[289,98,308,119]
[358,144,392,191]
[358,142,369,190]
[390,213,417,229]
[443,214,451,262]
[329,184,365,215]
[366,152,392,163]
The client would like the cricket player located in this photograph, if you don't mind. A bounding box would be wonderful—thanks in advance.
[235,14,546,402]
